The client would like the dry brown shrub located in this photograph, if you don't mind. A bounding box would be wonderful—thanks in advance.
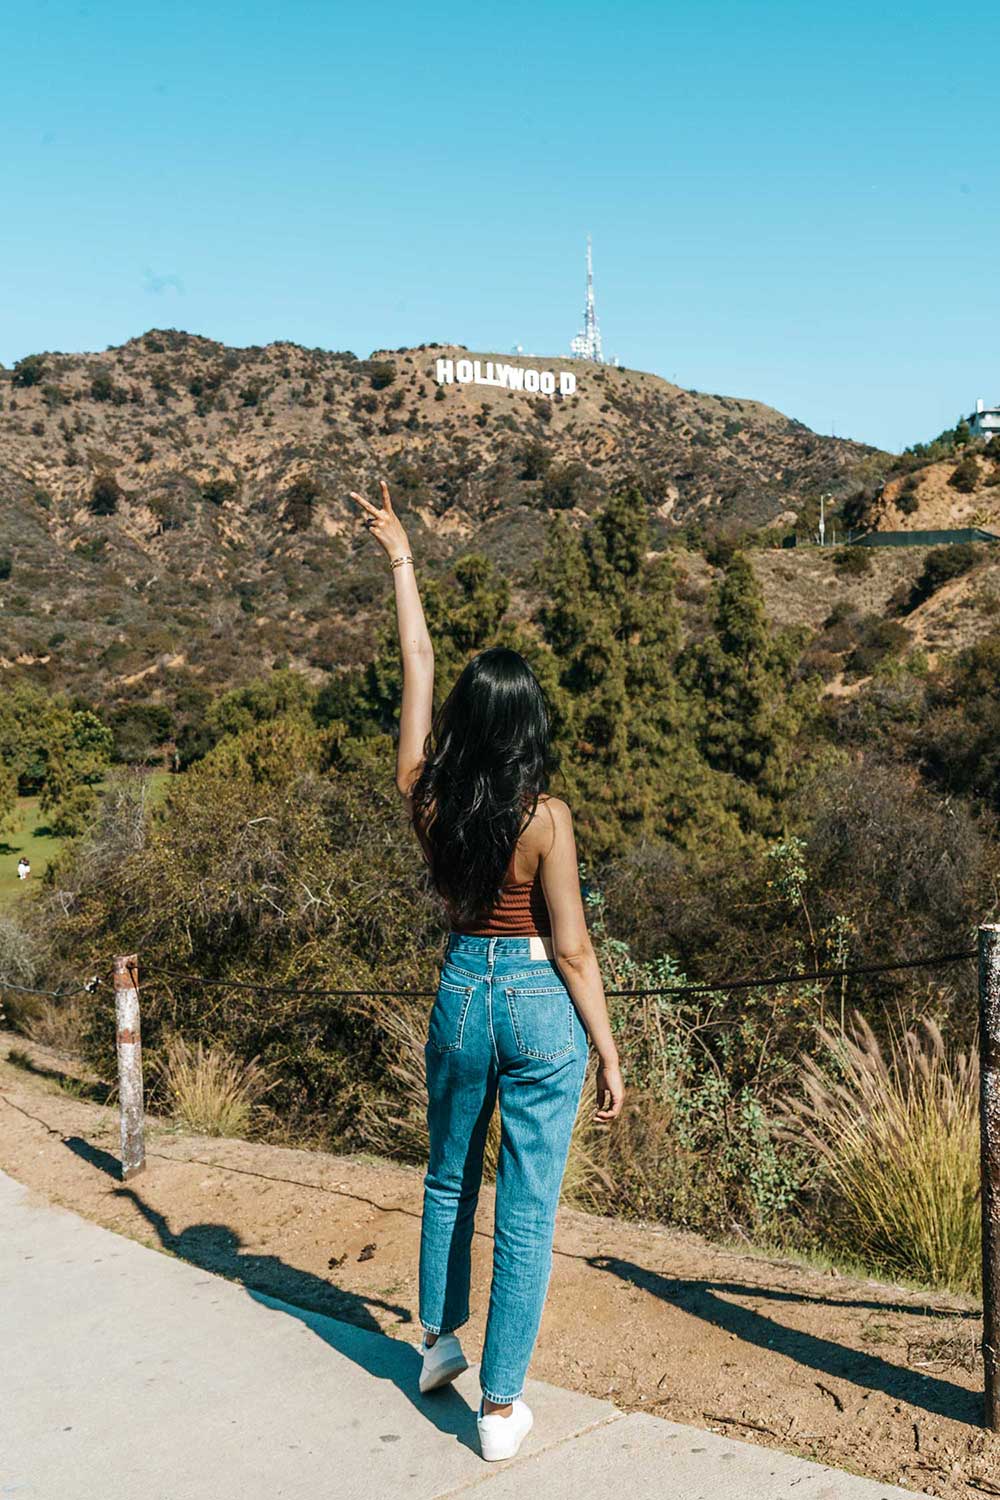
[780,1014,980,1292]
[22,996,87,1055]
[160,1035,274,1137]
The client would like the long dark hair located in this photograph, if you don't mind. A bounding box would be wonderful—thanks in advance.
[411,646,550,926]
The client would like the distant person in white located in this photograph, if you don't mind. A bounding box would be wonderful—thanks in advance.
[16,857,30,880]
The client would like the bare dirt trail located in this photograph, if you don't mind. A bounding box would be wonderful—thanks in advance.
[0,1032,995,1498]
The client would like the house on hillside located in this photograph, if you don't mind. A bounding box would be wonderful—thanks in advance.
[970,398,1000,442]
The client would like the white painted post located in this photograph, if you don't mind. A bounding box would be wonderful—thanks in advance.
[114,954,145,1180]
[979,923,1000,1431]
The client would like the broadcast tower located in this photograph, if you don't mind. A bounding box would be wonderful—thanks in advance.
[570,236,603,363]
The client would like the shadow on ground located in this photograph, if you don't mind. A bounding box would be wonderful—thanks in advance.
[589,1254,982,1427]
[111,1184,480,1453]
[5,1054,109,1106]
[64,1136,121,1176]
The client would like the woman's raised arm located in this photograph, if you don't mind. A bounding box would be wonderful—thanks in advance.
[349,480,434,799]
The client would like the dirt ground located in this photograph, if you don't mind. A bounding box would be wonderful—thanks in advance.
[2,1030,997,1497]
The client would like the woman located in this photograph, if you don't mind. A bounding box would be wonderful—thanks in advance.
[350,481,625,1462]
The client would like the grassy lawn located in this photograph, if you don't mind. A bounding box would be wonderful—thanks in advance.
[0,796,60,909]
[0,770,172,913]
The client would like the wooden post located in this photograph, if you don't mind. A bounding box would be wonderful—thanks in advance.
[979,924,1000,1430]
[114,953,145,1181]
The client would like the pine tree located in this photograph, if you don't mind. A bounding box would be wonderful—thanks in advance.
[680,553,815,824]
[537,492,719,858]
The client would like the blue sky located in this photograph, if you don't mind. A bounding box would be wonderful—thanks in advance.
[3,1,997,452]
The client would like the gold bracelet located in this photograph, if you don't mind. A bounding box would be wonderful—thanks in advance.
[390,554,414,570]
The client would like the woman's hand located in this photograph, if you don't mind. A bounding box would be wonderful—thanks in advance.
[593,1054,625,1122]
[349,480,410,562]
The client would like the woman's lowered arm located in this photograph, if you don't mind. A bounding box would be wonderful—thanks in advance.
[539,797,625,1122]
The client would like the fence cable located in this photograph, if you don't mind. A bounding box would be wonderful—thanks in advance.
[610,947,978,998]
[0,947,977,1009]
[138,946,978,1004]
[0,979,95,1001]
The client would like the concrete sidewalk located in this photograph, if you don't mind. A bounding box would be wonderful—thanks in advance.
[0,1169,932,1499]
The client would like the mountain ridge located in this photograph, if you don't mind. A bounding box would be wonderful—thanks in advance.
[0,329,881,705]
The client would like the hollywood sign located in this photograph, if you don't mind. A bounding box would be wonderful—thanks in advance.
[435,357,577,398]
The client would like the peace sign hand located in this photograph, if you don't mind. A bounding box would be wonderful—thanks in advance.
[349,480,411,562]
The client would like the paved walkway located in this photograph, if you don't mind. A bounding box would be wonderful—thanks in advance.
[0,1169,933,1499]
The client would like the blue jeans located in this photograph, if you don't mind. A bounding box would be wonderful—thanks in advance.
[418,933,589,1405]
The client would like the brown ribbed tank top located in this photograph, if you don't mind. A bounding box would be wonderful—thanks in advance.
[451,848,552,937]
[413,810,552,937]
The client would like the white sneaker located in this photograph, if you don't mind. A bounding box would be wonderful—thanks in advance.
[418,1332,469,1394]
[476,1397,533,1461]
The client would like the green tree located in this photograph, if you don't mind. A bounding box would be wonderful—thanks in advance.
[950,454,980,494]
[537,492,720,858]
[0,688,112,834]
[90,473,122,516]
[12,354,46,387]
[368,361,396,390]
[0,755,16,831]
[173,670,318,768]
[109,704,174,764]
[39,709,113,834]
[281,475,320,531]
[906,543,977,612]
[680,553,815,825]
[916,633,1000,812]
[90,372,116,402]
[208,670,318,743]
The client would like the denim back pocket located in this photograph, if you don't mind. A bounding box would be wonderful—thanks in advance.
[427,979,474,1052]
[503,979,574,1061]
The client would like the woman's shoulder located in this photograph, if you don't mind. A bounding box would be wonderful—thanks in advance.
[534,792,572,818]
[523,793,573,855]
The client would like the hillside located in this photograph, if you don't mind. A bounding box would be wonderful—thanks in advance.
[838,444,1000,664]
[0,330,878,706]
[876,452,1000,531]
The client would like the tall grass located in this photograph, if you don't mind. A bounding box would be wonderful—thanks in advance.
[782,1014,980,1293]
[21,996,86,1055]
[160,1036,273,1138]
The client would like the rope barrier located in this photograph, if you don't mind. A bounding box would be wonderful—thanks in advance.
[140,946,978,1003]
[2,947,976,1010]
[0,979,92,1000]
[609,947,978,998]
[149,972,437,998]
